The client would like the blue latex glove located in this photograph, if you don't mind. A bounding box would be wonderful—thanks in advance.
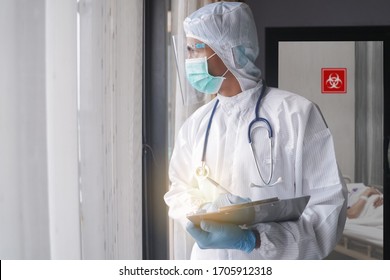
[186,220,256,253]
[202,193,251,213]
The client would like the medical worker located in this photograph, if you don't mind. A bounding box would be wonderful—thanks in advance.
[164,2,347,259]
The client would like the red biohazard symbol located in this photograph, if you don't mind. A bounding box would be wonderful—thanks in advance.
[321,68,347,94]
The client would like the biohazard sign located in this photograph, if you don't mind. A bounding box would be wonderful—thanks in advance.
[321,68,347,94]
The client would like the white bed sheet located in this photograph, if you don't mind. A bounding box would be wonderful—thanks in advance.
[343,223,383,246]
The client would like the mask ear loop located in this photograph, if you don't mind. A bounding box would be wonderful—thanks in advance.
[221,68,229,77]
[207,52,230,78]
[207,52,217,60]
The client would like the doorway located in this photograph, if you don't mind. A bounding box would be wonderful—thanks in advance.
[266,26,390,259]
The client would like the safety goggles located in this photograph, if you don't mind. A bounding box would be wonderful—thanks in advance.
[186,42,207,58]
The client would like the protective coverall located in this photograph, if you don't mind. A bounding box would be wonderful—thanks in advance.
[164,2,347,260]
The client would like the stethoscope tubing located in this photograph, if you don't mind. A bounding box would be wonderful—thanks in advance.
[201,98,220,163]
[199,82,274,185]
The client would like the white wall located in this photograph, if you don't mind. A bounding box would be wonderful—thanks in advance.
[279,42,355,180]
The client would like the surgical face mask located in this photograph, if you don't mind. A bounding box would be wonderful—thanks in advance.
[185,53,228,94]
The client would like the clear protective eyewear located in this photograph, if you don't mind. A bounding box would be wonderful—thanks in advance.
[186,42,207,58]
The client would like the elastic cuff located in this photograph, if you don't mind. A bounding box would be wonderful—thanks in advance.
[359,195,368,201]
[252,230,261,249]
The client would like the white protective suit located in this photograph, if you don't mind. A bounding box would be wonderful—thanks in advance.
[164,2,347,260]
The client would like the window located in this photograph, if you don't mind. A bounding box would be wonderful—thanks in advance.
[0,0,143,260]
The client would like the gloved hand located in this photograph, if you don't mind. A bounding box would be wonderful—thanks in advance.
[201,193,251,213]
[186,220,256,253]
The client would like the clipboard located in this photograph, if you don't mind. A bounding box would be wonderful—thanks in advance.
[187,195,311,226]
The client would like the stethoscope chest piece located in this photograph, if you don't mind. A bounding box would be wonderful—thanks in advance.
[195,161,210,179]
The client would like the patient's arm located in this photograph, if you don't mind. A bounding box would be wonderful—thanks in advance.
[347,199,366,219]
[347,187,382,219]
[373,195,384,208]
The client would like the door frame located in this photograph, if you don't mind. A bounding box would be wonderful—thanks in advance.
[265,26,390,259]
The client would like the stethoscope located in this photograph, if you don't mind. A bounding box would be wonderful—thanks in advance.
[195,83,275,186]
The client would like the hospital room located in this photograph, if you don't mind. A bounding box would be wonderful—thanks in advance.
[1,0,389,262]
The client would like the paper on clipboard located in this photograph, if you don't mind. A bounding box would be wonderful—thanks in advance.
[187,195,311,226]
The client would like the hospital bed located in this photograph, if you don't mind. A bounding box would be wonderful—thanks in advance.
[332,182,383,260]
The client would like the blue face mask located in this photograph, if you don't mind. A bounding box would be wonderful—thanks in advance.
[185,54,228,94]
